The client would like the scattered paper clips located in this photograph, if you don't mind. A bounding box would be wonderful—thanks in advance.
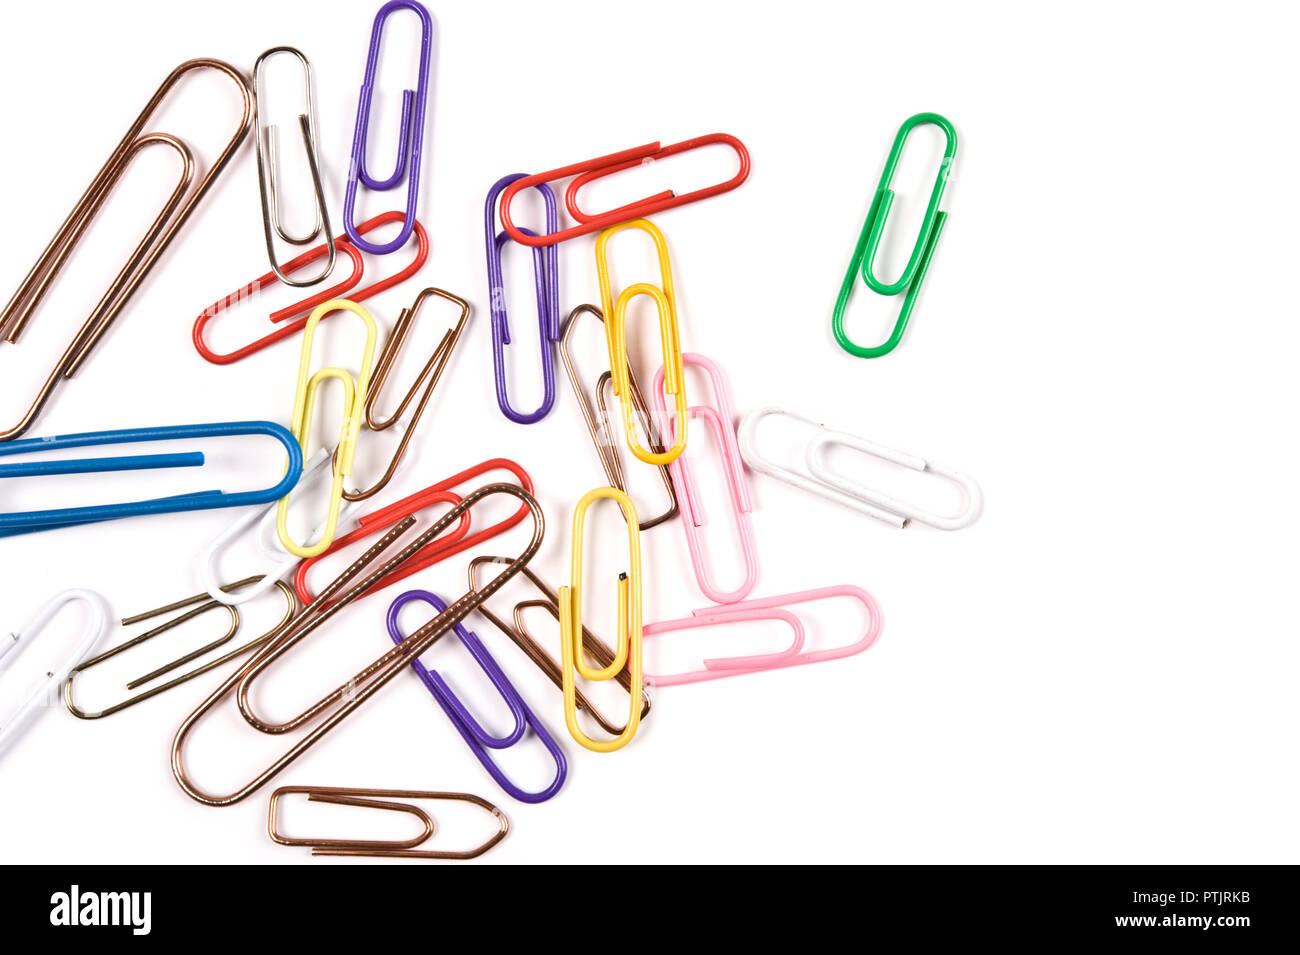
[276,300,377,557]
[388,589,567,803]
[469,556,652,743]
[559,304,679,529]
[833,112,957,358]
[172,483,544,807]
[268,786,508,859]
[64,577,296,719]
[738,406,982,530]
[192,211,429,365]
[0,59,251,442]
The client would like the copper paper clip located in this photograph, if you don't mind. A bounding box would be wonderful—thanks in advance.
[0,59,252,441]
[559,305,678,530]
[172,483,545,807]
[268,786,508,859]
[64,577,296,719]
[341,287,471,501]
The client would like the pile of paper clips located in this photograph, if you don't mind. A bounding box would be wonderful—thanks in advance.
[0,1,983,861]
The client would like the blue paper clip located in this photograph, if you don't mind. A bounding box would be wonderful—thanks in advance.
[343,0,434,256]
[387,589,567,804]
[0,421,303,537]
[484,174,560,424]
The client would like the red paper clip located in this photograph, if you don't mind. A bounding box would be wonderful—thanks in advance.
[192,211,431,364]
[498,133,750,248]
[293,458,535,604]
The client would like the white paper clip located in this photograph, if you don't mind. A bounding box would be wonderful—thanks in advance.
[0,589,110,753]
[737,406,982,530]
[196,449,358,605]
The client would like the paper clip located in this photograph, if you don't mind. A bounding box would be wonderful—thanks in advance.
[559,488,643,753]
[651,353,757,603]
[192,211,429,365]
[294,458,532,605]
[498,133,750,247]
[833,113,957,358]
[276,300,378,558]
[343,287,470,501]
[738,406,982,530]
[594,219,688,465]
[484,175,560,424]
[344,0,434,256]
[0,60,252,442]
[64,577,296,719]
[388,590,566,803]
[268,786,509,859]
[643,585,883,686]
[172,483,545,807]
[0,590,110,754]
[254,47,334,287]
[195,450,355,607]
[0,422,303,537]
[468,556,652,740]
[560,304,678,530]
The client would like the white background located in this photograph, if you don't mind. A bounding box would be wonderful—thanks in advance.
[0,0,1296,865]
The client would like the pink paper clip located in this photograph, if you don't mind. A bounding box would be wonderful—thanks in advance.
[651,353,757,603]
[643,585,883,686]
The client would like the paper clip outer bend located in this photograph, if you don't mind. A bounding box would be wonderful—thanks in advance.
[0,590,110,753]
[0,422,303,537]
[64,577,297,719]
[171,483,545,807]
[832,112,957,359]
[294,458,532,605]
[268,787,509,859]
[484,175,560,424]
[253,47,334,287]
[643,585,882,686]
[559,304,678,530]
[559,488,643,753]
[467,556,651,739]
[344,0,434,256]
[276,300,377,558]
[342,287,471,501]
[498,133,751,248]
[594,219,687,465]
[0,59,252,442]
[738,406,982,530]
[651,353,757,603]
[192,211,429,365]
[388,590,567,803]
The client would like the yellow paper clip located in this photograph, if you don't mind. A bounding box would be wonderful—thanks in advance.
[276,299,377,557]
[594,219,687,465]
[558,487,643,753]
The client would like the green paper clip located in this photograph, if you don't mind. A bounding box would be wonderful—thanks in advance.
[833,112,957,358]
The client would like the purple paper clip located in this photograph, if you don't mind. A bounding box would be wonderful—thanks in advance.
[484,174,560,423]
[387,589,566,803]
[343,0,433,255]
[652,353,759,603]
